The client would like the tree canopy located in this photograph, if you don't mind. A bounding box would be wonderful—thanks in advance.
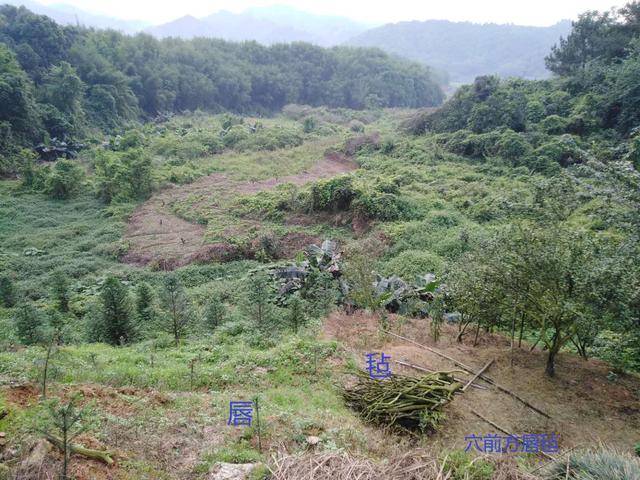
[0,4,443,157]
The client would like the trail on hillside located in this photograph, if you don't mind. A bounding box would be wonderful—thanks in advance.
[121,153,357,269]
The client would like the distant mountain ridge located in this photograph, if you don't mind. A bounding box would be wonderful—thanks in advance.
[3,0,149,32]
[346,19,573,83]
[146,5,368,46]
[2,1,573,83]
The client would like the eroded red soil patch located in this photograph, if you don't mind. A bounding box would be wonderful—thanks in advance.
[2,383,40,407]
[122,153,357,269]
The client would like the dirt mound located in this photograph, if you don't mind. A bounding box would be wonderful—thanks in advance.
[121,154,357,269]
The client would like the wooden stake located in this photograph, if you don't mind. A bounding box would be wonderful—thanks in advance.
[382,329,551,418]
[462,359,494,392]
[254,396,262,453]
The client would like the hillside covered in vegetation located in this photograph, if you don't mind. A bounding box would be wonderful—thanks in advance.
[0,3,443,174]
[347,19,572,83]
[0,2,639,480]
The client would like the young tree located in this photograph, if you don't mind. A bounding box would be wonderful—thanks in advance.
[42,394,89,480]
[161,275,191,347]
[39,61,85,135]
[204,293,226,330]
[135,282,155,325]
[492,224,604,376]
[0,273,16,307]
[14,303,44,345]
[51,270,70,312]
[447,250,506,346]
[40,329,58,399]
[44,160,84,200]
[343,250,377,311]
[100,276,134,345]
[244,272,275,329]
[286,295,306,332]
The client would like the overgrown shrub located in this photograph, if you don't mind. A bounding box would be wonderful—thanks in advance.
[14,303,45,345]
[0,273,16,307]
[304,174,411,221]
[382,250,445,278]
[308,175,356,212]
[591,330,640,373]
[349,120,365,133]
[539,114,569,134]
[44,160,84,199]
[534,135,586,168]
[302,117,316,133]
[222,125,250,148]
[93,148,153,203]
[495,129,532,164]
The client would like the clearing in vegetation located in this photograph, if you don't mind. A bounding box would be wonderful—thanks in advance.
[122,143,357,269]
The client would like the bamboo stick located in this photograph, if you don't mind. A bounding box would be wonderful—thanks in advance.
[45,434,115,466]
[462,359,494,392]
[393,360,488,390]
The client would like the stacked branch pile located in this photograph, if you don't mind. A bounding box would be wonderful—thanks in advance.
[343,371,462,432]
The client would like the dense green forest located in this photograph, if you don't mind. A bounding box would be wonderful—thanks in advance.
[0,4,443,173]
[347,19,572,83]
[0,2,639,480]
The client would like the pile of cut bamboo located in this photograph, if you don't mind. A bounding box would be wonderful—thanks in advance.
[343,371,462,432]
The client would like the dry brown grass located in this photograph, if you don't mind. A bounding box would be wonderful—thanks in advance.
[269,451,538,480]
[270,451,445,480]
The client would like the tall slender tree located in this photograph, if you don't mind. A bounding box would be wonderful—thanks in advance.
[161,275,191,347]
[100,276,134,345]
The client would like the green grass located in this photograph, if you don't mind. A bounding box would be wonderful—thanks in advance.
[0,182,132,297]
[0,333,339,391]
[0,330,372,479]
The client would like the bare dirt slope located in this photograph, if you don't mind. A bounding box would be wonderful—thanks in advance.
[323,310,640,458]
[121,153,357,269]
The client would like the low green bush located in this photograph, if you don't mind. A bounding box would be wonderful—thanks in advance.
[381,250,444,278]
[440,450,494,480]
[44,160,85,199]
[533,134,586,168]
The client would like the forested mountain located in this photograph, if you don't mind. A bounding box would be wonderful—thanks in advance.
[244,5,368,46]
[0,4,443,171]
[400,2,640,377]
[146,11,313,44]
[347,19,572,83]
[146,5,368,46]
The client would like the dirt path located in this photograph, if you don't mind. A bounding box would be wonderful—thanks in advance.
[121,153,357,269]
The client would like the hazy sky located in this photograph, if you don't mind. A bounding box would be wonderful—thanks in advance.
[39,0,621,25]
